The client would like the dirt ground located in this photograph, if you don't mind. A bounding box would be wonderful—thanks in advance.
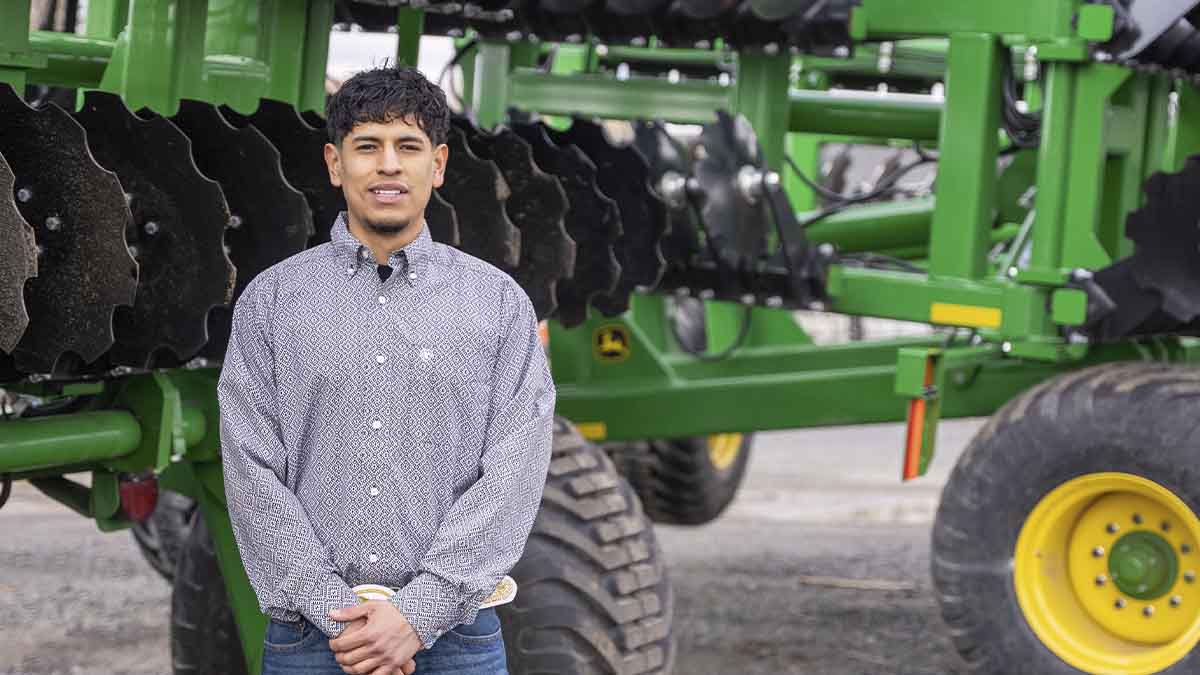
[0,419,983,675]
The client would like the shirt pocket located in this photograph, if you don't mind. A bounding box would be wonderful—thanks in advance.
[395,326,492,449]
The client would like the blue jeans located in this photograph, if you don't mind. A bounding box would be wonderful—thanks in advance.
[261,608,508,675]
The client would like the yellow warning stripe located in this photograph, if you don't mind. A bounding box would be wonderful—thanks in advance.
[929,302,1002,329]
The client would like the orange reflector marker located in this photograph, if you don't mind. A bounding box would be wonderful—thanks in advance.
[903,358,936,481]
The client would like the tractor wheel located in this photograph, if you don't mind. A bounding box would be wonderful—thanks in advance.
[932,362,1200,674]
[501,417,676,674]
[171,511,248,675]
[131,489,197,582]
[607,432,753,525]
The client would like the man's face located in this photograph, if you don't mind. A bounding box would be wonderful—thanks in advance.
[323,115,447,235]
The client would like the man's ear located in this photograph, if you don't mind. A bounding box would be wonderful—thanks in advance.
[323,142,342,188]
[431,143,448,189]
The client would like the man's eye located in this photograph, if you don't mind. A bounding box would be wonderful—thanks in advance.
[357,145,376,152]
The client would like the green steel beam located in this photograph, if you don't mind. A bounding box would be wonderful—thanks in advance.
[395,8,424,66]
[0,411,142,473]
[472,40,511,128]
[28,31,113,89]
[806,196,935,253]
[735,50,792,171]
[299,0,334,113]
[0,0,41,90]
[853,0,1080,40]
[790,89,943,140]
[508,70,730,124]
[927,33,1003,280]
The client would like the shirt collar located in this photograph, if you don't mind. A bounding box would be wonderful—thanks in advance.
[329,212,434,285]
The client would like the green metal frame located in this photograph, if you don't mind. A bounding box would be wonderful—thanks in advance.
[7,2,1200,672]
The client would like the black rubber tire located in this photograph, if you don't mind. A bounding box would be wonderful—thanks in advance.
[171,511,248,675]
[932,362,1200,674]
[501,417,676,674]
[606,433,753,526]
[131,490,197,582]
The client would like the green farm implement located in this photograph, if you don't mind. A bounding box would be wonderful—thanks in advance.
[7,1,1200,673]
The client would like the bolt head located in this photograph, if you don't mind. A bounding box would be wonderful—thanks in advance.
[1184,544,1193,555]
[44,216,61,231]
[1134,513,1144,525]
[1172,595,1183,608]
[16,187,33,203]
[1186,571,1196,583]
[1107,523,1120,534]
[1144,605,1155,617]
[1093,546,1105,558]
[1001,341,1013,354]
[1096,575,1107,586]
[143,221,159,236]
[1115,598,1127,609]
[1007,266,1019,278]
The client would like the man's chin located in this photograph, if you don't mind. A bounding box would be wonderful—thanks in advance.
[363,217,412,235]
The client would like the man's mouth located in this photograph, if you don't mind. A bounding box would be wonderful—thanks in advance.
[369,185,409,204]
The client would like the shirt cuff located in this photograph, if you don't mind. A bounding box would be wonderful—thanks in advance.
[289,570,363,638]
[392,573,481,649]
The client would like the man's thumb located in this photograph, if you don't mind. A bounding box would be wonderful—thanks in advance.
[329,604,368,622]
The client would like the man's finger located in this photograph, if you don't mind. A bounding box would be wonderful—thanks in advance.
[329,626,373,653]
[401,659,416,675]
[329,603,370,623]
[334,644,376,667]
[340,656,383,675]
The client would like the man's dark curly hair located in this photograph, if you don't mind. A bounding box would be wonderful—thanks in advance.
[325,65,450,148]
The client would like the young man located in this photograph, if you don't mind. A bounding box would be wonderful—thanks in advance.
[218,66,556,675]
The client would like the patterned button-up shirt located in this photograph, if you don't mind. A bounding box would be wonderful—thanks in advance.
[218,213,556,648]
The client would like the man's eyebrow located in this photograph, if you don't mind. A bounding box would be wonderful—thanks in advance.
[348,132,428,145]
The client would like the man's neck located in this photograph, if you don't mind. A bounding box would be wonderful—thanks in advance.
[347,214,424,265]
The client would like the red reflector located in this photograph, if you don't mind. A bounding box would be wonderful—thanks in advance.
[119,475,159,522]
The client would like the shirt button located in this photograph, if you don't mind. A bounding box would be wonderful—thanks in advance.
[375,354,387,364]
[370,419,383,430]
[344,267,354,276]
[377,295,387,304]
[368,553,379,563]
[369,486,380,497]
[359,249,370,260]
[408,271,417,281]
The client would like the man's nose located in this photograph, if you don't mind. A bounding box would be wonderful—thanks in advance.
[378,147,403,174]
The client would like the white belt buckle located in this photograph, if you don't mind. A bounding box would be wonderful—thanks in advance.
[352,575,518,609]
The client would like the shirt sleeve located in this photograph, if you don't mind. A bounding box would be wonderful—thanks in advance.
[392,282,556,649]
[218,270,362,638]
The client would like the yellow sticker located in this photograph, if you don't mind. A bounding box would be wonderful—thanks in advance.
[929,302,1003,329]
[576,422,607,441]
[593,324,631,363]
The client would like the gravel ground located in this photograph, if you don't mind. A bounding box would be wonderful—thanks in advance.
[0,419,983,675]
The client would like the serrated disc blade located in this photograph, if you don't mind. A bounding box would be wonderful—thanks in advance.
[222,100,342,245]
[0,151,36,354]
[426,189,461,247]
[513,121,621,327]
[441,125,521,269]
[456,118,575,319]
[632,121,705,286]
[548,118,668,316]
[73,92,234,368]
[170,98,312,360]
[0,84,137,374]
[1124,156,1200,322]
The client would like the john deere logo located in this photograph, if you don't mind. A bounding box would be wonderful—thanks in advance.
[593,324,631,363]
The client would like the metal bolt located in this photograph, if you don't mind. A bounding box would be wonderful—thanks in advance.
[765,296,784,308]
[1115,598,1126,609]
[143,221,159,236]
[35,244,45,258]
[1144,606,1155,617]
[1002,342,1013,354]
[128,245,139,258]
[1164,521,1173,533]
[16,187,32,203]
[833,45,851,58]
[44,216,61,231]
[1007,266,1019,279]
[1172,596,1183,608]
[1107,523,1120,534]
[228,214,243,229]
[630,36,647,47]
[763,171,782,192]
[694,40,711,49]
[594,45,608,57]
[1133,513,1144,525]
[817,243,836,258]
[1096,574,1108,587]
[808,301,827,312]
[740,293,755,305]
[1184,544,1193,555]
[1093,546,1105,558]
[506,31,524,42]
[1095,51,1113,62]
[763,42,780,55]
[699,289,715,300]
[1187,571,1196,584]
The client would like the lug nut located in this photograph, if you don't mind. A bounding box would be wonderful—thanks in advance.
[44,215,61,231]
[143,221,159,236]
[16,187,32,202]
[1107,523,1120,534]
[1171,596,1183,608]
[1095,575,1107,587]
[1183,544,1193,555]
[1144,606,1155,617]
[1164,521,1172,532]
[1093,546,1105,558]
[1186,571,1196,584]
[1115,598,1127,609]
[1133,513,1144,525]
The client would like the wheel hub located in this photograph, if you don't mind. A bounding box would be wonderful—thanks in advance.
[1111,531,1179,601]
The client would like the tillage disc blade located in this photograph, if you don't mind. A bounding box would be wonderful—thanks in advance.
[512,120,621,328]
[170,98,312,359]
[425,189,461,247]
[547,119,667,316]
[0,84,137,374]
[455,118,575,319]
[74,91,234,367]
[441,125,521,270]
[632,120,707,292]
[0,151,37,354]
[222,100,341,245]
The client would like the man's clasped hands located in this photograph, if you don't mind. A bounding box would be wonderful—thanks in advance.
[327,601,422,675]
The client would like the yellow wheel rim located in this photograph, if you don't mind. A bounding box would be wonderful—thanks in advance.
[1015,473,1200,674]
[706,433,743,471]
